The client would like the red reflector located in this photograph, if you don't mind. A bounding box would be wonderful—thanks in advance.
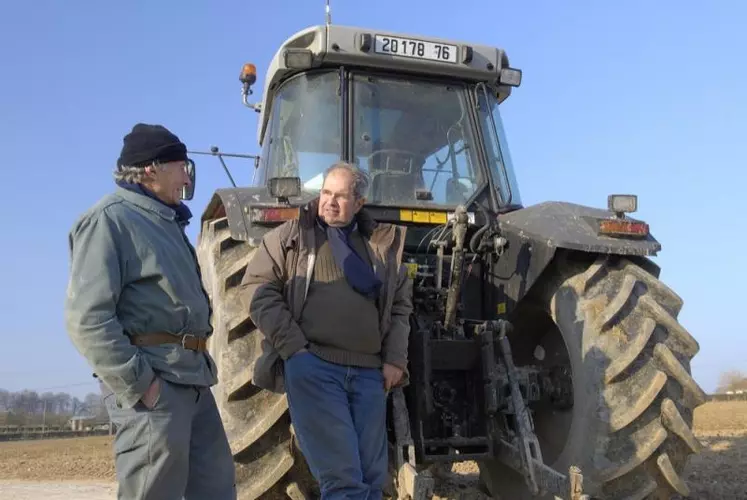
[251,207,300,222]
[599,219,649,238]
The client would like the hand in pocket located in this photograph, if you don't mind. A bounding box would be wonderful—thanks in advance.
[141,377,161,409]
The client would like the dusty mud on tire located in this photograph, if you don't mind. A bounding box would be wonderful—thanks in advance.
[196,217,317,500]
[479,251,706,500]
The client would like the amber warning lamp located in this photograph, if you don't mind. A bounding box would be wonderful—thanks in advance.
[250,207,300,223]
[240,63,257,86]
[598,194,650,239]
[239,63,260,111]
[599,219,649,238]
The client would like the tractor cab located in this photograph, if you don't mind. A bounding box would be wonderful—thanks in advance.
[241,24,523,220]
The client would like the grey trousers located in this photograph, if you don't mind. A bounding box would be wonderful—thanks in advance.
[101,377,236,500]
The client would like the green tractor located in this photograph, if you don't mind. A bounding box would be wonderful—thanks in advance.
[193,20,706,500]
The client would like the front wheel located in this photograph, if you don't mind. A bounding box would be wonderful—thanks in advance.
[196,216,318,500]
[479,251,706,499]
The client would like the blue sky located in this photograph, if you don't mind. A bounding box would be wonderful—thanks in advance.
[0,0,743,398]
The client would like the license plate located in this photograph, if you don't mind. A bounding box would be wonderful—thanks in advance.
[374,34,458,64]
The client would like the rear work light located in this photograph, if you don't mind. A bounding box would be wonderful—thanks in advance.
[598,219,649,238]
[250,207,300,223]
[499,67,522,87]
[608,194,637,215]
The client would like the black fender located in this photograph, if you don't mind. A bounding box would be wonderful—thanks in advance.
[492,201,661,317]
[199,187,318,242]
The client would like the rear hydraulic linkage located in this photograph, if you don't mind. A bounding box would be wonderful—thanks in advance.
[402,205,591,499]
[480,319,591,500]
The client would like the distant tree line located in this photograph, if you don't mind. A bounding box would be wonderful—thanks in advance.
[0,388,107,427]
[3,369,744,426]
[716,370,747,394]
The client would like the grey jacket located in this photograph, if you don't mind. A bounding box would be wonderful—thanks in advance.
[64,187,217,409]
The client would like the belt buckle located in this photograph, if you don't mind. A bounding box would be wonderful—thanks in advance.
[181,334,197,350]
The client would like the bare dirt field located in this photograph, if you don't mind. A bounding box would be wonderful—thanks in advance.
[0,400,745,499]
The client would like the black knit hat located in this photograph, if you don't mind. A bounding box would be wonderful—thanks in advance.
[116,123,188,168]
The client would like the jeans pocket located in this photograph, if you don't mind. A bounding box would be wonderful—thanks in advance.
[285,351,313,379]
[287,350,312,363]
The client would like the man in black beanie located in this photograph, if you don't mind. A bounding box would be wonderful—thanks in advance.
[65,123,236,500]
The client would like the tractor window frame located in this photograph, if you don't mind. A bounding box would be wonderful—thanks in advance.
[254,69,344,191]
[473,83,523,209]
[348,69,489,211]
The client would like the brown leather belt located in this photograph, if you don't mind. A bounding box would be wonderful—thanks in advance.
[128,332,208,352]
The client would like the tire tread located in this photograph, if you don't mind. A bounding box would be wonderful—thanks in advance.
[196,216,311,499]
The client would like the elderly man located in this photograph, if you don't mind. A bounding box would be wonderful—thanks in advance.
[64,123,236,500]
[240,161,413,499]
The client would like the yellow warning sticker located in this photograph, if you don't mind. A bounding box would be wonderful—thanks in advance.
[497,302,507,314]
[428,211,448,224]
[405,262,418,279]
[400,210,448,224]
[412,211,431,223]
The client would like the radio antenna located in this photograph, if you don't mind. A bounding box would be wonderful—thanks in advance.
[325,0,331,25]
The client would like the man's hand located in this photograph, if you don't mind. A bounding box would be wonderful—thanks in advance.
[140,377,161,409]
[383,363,403,391]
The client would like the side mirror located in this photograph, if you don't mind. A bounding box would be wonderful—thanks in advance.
[268,176,301,200]
[181,159,196,201]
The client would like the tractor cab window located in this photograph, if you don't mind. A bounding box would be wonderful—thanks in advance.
[475,85,522,207]
[258,70,342,190]
[352,74,483,208]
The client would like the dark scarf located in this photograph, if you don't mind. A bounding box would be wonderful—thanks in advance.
[116,180,193,226]
[317,216,382,300]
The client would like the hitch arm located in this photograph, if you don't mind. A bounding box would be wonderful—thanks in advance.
[443,205,469,331]
[496,320,543,495]
[496,440,591,500]
[489,320,592,499]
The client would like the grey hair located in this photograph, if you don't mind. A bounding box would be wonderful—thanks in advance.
[323,161,370,199]
[113,162,165,184]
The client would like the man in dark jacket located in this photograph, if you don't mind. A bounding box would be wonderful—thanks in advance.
[240,161,413,500]
[64,123,235,500]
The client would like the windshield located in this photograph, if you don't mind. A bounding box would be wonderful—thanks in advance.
[257,70,342,190]
[257,70,517,211]
[352,74,483,208]
[475,85,522,207]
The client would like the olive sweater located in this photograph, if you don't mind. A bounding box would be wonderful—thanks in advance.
[300,225,382,368]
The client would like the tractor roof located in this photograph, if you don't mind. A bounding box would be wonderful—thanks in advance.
[256,23,520,144]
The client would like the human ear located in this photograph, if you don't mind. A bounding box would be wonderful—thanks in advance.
[355,196,366,212]
[144,164,159,179]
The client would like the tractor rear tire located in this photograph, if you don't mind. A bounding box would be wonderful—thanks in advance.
[196,216,318,500]
[478,251,706,500]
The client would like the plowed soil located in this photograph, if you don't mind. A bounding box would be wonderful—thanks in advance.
[0,401,745,499]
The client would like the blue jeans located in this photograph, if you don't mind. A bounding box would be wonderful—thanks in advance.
[284,351,388,500]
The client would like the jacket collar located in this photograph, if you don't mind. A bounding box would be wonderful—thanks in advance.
[114,181,193,226]
[115,185,177,222]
